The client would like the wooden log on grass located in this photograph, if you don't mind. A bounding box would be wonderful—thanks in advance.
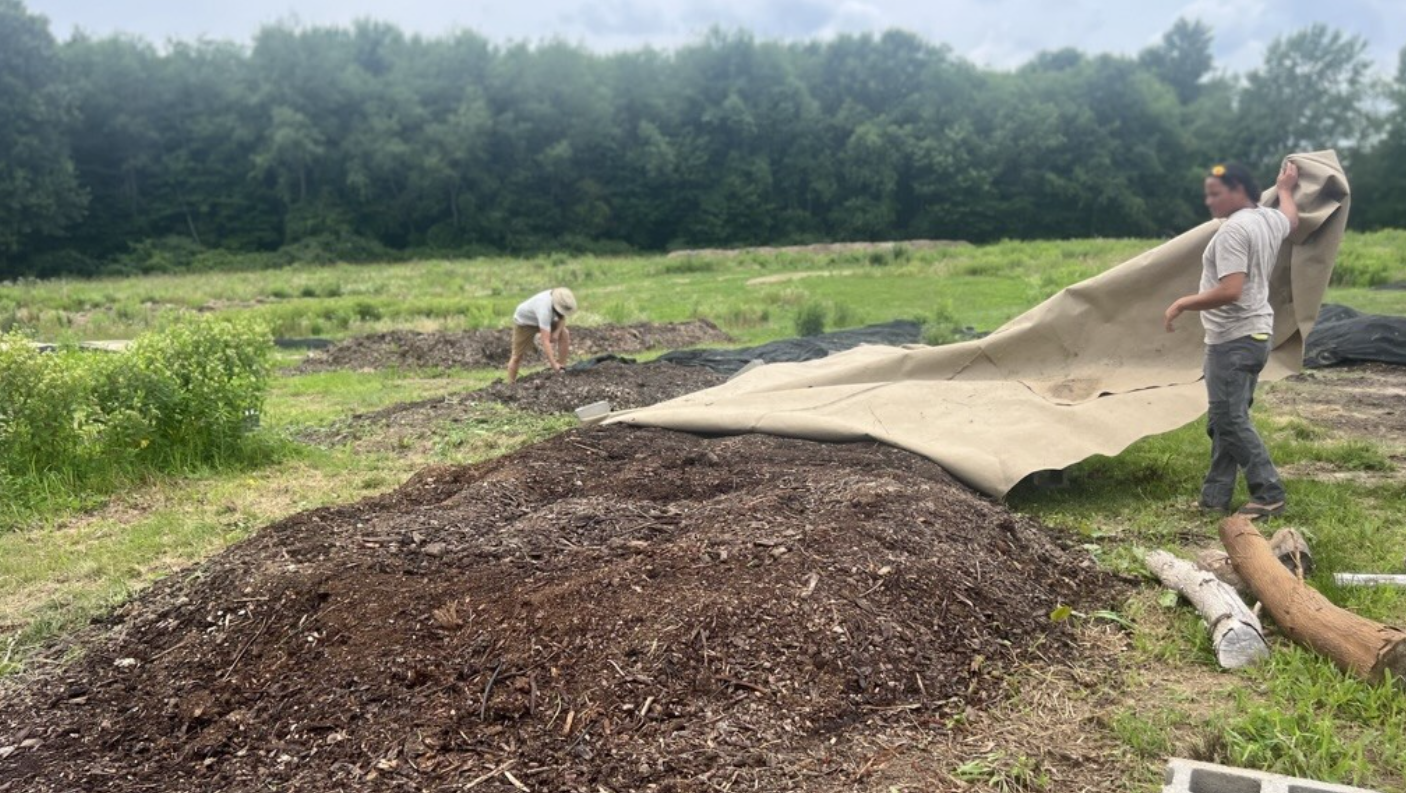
[1220,515,1406,686]
[1196,528,1314,598]
[1145,550,1270,669]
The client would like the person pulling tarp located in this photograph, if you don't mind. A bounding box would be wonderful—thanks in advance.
[607,151,1350,499]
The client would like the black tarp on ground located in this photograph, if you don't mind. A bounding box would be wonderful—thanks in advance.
[655,320,923,375]
[1304,304,1406,368]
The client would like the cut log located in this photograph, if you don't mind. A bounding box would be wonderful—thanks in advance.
[1196,528,1313,597]
[1269,528,1313,578]
[1221,515,1406,686]
[1195,549,1250,599]
[1145,550,1269,669]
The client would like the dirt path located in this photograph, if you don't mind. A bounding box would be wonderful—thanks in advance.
[1263,363,1406,446]
[0,428,1113,792]
[1263,363,1406,485]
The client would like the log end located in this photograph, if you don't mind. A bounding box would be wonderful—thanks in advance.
[1216,625,1271,670]
[1371,639,1406,690]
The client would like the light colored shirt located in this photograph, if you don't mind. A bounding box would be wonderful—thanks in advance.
[513,290,556,330]
[1200,206,1291,345]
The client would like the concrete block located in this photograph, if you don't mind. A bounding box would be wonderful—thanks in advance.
[574,400,611,425]
[1162,758,1381,793]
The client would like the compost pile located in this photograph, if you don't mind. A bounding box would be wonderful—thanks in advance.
[295,321,730,373]
[0,427,1112,792]
[303,361,727,452]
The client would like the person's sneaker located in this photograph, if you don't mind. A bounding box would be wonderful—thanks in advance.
[1194,500,1230,515]
[1236,501,1286,520]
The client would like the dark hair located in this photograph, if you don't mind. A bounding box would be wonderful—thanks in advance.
[1208,162,1260,204]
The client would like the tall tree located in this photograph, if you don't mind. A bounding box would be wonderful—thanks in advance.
[1351,47,1406,229]
[1139,18,1215,104]
[1234,24,1377,173]
[0,0,86,272]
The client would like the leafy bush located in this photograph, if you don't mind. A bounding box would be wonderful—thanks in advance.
[1331,242,1400,288]
[0,315,274,525]
[117,236,205,274]
[660,257,721,275]
[922,300,963,346]
[277,232,398,266]
[794,301,827,337]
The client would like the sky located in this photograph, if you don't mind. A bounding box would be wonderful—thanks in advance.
[24,0,1406,76]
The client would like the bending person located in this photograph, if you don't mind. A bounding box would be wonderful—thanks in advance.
[508,287,577,384]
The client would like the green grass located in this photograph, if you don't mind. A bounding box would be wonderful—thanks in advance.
[265,366,503,429]
[3,233,1406,786]
[1009,404,1406,790]
[6,232,1399,343]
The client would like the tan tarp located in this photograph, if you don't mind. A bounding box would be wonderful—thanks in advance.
[608,151,1351,497]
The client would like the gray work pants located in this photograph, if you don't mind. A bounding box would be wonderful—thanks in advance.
[1201,335,1286,508]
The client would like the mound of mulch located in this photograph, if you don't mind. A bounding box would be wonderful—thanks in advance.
[0,428,1115,792]
[479,360,727,415]
[303,361,727,453]
[294,321,731,373]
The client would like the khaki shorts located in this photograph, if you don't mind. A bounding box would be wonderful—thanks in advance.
[511,325,542,360]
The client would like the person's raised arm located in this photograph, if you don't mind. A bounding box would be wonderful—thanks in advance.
[1276,160,1299,234]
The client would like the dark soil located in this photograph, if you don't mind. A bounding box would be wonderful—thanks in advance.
[1264,363,1406,443]
[294,321,731,374]
[304,361,727,453]
[0,428,1114,792]
[482,361,727,415]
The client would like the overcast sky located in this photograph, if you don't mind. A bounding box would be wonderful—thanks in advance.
[24,0,1406,75]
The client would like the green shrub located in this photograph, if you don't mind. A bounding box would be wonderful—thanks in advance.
[794,301,827,337]
[0,315,274,526]
[118,236,205,274]
[351,300,383,322]
[922,300,963,346]
[660,257,720,275]
[278,232,396,266]
[831,302,859,329]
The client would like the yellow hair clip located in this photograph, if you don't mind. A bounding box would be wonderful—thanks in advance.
[1210,164,1227,177]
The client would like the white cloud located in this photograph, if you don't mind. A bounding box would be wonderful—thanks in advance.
[24,0,1403,75]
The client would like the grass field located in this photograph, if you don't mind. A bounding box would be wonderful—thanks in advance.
[3,232,1405,789]
[5,231,1403,343]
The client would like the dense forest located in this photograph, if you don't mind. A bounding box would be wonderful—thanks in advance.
[2,0,1403,278]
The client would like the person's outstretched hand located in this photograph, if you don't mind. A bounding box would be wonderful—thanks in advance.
[1276,160,1298,192]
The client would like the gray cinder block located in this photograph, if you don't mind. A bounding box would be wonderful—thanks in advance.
[1162,758,1381,793]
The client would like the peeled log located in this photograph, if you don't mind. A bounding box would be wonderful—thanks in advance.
[1196,528,1314,598]
[1221,515,1406,686]
[1146,550,1269,669]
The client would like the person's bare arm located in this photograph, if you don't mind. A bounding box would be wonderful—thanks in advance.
[1164,272,1247,332]
[1276,160,1299,233]
[538,327,562,371]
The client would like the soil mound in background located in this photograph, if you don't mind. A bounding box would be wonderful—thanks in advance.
[480,360,727,414]
[304,361,726,452]
[1,427,1112,792]
[295,320,731,373]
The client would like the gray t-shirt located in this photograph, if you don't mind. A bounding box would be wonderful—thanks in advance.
[1200,206,1291,345]
[513,290,556,329]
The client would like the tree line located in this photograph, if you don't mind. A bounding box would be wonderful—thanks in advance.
[2,0,1402,278]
